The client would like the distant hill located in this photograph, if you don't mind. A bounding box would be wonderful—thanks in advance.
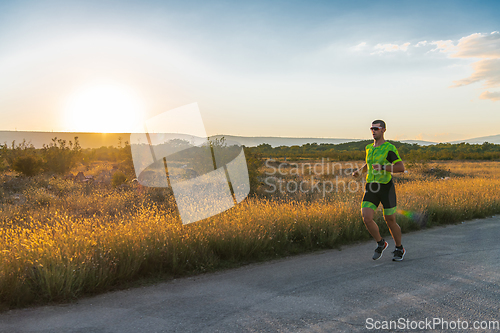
[0,131,127,149]
[401,139,437,146]
[449,134,500,145]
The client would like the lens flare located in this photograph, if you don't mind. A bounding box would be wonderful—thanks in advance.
[397,209,418,220]
[397,209,428,228]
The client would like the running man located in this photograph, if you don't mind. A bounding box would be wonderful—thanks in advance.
[352,120,406,261]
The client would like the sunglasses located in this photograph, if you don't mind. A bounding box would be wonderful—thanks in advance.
[370,126,384,131]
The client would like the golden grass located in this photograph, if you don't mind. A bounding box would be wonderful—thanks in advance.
[1,161,500,309]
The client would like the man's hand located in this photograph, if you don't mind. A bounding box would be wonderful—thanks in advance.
[372,164,383,172]
[353,163,367,177]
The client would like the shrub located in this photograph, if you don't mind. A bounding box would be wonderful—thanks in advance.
[111,171,127,187]
[2,140,43,176]
[12,155,44,177]
[42,137,82,174]
[6,140,44,177]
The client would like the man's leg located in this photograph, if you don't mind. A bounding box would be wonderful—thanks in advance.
[362,207,388,260]
[362,207,382,242]
[362,184,389,260]
[383,213,402,247]
[382,181,403,248]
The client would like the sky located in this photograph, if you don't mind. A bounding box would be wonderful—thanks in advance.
[0,0,499,142]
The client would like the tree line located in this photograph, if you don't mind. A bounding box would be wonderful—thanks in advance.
[248,140,500,161]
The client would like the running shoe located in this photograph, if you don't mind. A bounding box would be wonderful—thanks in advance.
[392,247,405,261]
[372,240,388,260]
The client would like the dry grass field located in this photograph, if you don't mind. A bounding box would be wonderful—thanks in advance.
[1,160,500,309]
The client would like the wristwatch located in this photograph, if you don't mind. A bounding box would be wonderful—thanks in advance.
[381,165,386,171]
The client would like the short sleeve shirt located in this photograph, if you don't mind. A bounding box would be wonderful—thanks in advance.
[365,142,402,184]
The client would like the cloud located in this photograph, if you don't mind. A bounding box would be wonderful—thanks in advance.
[352,33,500,101]
[439,32,500,101]
[451,59,500,87]
[352,42,367,51]
[431,32,500,58]
[452,32,500,59]
[430,40,457,53]
[480,90,500,101]
[371,42,410,54]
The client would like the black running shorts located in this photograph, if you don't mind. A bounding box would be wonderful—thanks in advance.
[361,180,397,215]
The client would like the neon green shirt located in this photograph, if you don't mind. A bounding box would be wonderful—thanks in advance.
[365,141,402,184]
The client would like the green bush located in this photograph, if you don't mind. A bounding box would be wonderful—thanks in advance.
[111,171,127,187]
[42,137,81,174]
[12,155,44,177]
[2,140,42,176]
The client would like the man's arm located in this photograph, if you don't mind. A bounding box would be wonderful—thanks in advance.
[372,161,405,173]
[389,160,405,173]
[352,163,367,177]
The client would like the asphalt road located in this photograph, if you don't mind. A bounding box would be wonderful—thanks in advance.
[1,216,500,333]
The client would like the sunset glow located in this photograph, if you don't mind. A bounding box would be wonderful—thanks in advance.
[63,84,145,133]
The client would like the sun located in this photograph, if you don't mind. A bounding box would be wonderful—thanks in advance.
[63,83,145,133]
